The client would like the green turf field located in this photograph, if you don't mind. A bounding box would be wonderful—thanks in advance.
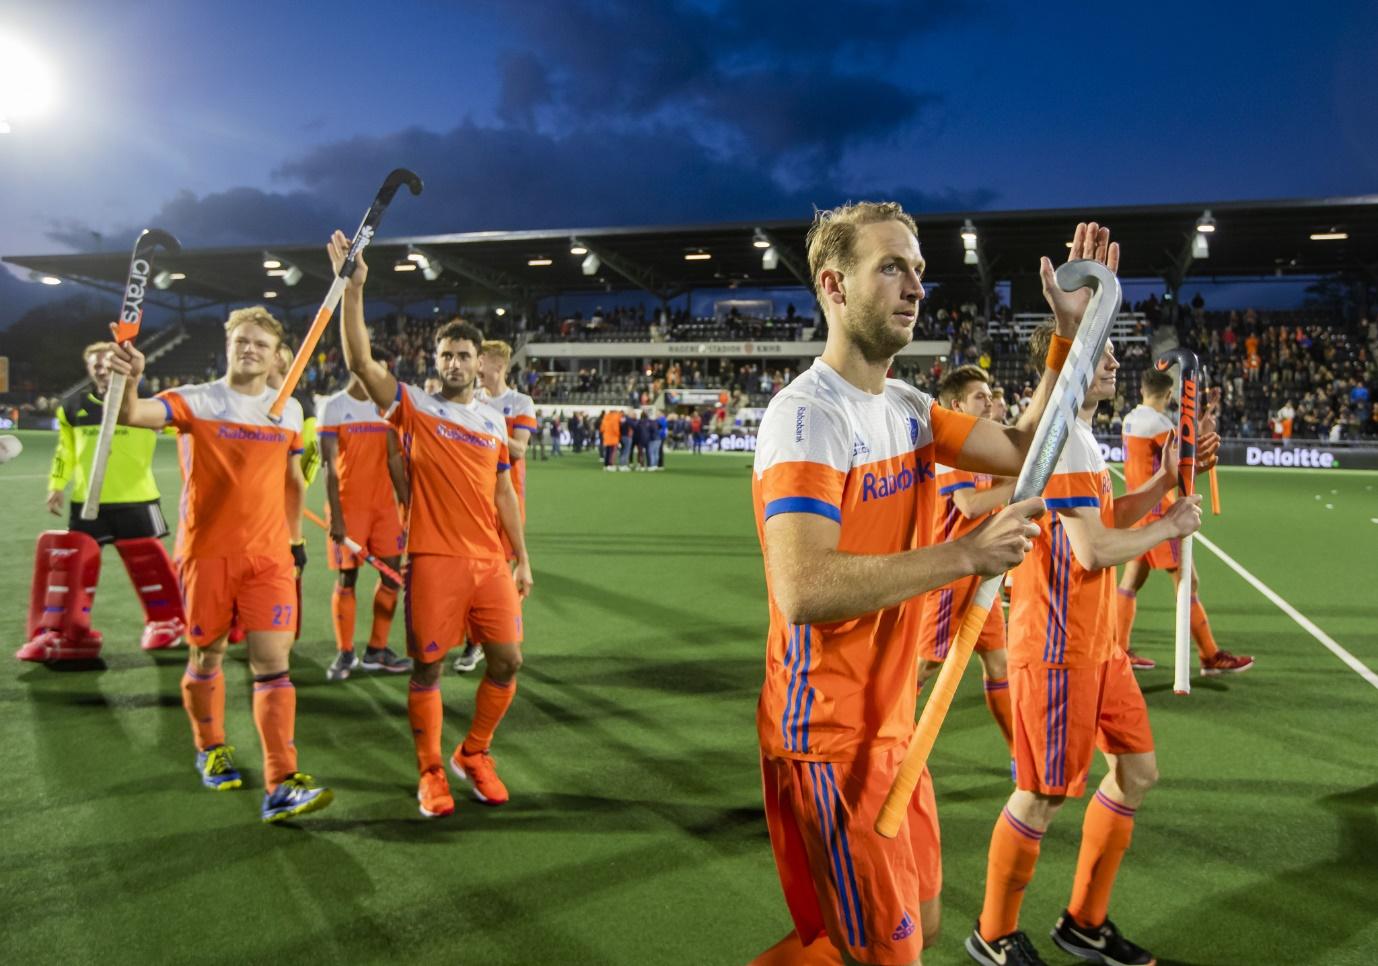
[1,429,1375,965]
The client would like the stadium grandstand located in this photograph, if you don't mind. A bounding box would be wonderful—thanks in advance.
[5,196,1377,451]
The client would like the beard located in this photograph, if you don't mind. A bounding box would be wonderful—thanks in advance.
[843,291,914,364]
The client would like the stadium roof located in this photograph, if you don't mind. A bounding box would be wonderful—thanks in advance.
[5,195,1376,314]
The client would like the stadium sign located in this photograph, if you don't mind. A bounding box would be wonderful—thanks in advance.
[1095,436,1378,470]
[524,340,948,359]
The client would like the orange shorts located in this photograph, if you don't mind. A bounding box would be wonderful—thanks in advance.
[405,553,522,663]
[1010,650,1154,797]
[1139,535,1181,571]
[325,499,404,571]
[179,554,297,646]
[918,577,1006,661]
[761,743,940,965]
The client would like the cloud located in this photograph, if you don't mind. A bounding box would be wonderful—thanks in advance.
[42,3,995,255]
[495,0,973,160]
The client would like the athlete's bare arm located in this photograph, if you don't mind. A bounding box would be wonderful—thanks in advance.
[1059,495,1202,572]
[328,232,398,410]
[765,498,1044,626]
[506,427,531,462]
[494,470,533,597]
[954,223,1120,477]
[285,454,306,544]
[385,428,409,506]
[320,433,348,544]
[105,343,171,429]
[952,478,1017,519]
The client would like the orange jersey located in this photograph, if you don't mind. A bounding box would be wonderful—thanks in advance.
[1121,404,1174,523]
[386,383,511,561]
[318,389,396,515]
[479,386,537,507]
[157,380,303,562]
[931,464,999,543]
[1008,418,1117,667]
[752,359,978,761]
[600,409,622,446]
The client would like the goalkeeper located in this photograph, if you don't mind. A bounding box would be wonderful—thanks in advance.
[17,342,184,663]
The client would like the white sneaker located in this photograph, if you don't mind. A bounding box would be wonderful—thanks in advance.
[452,643,484,673]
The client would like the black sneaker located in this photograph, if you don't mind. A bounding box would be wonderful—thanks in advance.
[360,646,412,673]
[966,924,1048,965]
[1050,910,1154,965]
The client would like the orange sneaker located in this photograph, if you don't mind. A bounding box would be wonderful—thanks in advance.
[1201,650,1255,675]
[1125,649,1156,670]
[417,767,455,818]
[451,747,509,805]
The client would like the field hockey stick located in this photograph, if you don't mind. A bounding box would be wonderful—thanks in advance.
[1157,348,1200,695]
[269,168,423,421]
[875,259,1121,839]
[302,508,404,584]
[82,228,181,520]
[1209,467,1221,515]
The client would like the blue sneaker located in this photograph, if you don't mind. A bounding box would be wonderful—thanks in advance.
[196,745,243,791]
[261,772,334,823]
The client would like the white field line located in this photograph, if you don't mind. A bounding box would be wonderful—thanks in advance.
[1108,466,1378,691]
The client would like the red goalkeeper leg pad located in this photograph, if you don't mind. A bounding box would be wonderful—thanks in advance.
[18,530,103,662]
[115,537,187,650]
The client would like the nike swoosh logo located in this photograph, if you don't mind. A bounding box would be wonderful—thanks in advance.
[1069,927,1108,950]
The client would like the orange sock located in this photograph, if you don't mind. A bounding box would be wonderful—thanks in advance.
[408,680,443,774]
[331,585,356,652]
[1068,790,1137,928]
[368,584,398,648]
[252,674,297,790]
[983,677,1014,752]
[978,807,1045,940]
[1115,588,1137,651]
[1190,594,1219,659]
[462,676,516,755]
[181,665,225,750]
[749,930,844,965]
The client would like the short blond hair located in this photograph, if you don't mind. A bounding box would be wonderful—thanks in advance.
[84,341,115,359]
[480,339,513,362]
[806,201,919,298]
[224,306,286,346]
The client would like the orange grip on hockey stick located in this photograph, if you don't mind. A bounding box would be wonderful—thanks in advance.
[302,507,403,585]
[875,598,992,838]
[269,282,343,420]
[1208,466,1221,515]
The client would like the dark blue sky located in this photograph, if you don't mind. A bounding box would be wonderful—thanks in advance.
[1,0,1375,319]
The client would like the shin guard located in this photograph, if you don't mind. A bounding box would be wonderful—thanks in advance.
[115,537,185,624]
[19,530,102,661]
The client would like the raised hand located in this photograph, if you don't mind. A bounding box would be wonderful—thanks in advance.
[327,230,369,290]
[1040,222,1121,338]
[105,340,146,381]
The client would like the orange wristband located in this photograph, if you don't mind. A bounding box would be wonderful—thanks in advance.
[1046,334,1073,372]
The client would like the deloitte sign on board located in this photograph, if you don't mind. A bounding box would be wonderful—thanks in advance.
[1244,445,1340,468]
[1093,437,1378,470]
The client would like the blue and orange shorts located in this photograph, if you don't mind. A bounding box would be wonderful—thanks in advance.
[1139,535,1182,571]
[1010,649,1154,797]
[325,499,404,571]
[179,554,297,646]
[405,553,522,663]
[761,742,940,965]
[918,575,1006,662]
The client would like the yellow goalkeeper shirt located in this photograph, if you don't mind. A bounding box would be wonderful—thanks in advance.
[48,391,161,505]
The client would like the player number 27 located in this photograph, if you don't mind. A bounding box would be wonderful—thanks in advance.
[272,604,294,627]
